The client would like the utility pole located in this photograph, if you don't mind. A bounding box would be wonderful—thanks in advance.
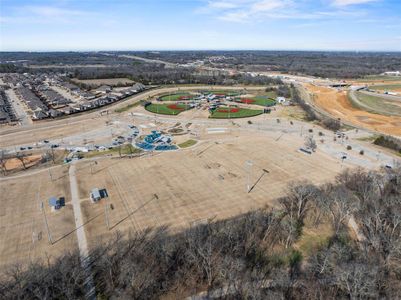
[41,201,53,244]
[105,196,110,230]
[246,160,253,193]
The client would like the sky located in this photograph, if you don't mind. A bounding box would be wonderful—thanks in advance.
[0,0,400,51]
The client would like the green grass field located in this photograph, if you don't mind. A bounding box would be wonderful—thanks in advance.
[159,92,194,101]
[358,75,401,82]
[235,96,276,106]
[209,107,263,119]
[348,91,401,117]
[178,139,197,148]
[368,84,401,91]
[145,103,191,115]
[203,90,241,97]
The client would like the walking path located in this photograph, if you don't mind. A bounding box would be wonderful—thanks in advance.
[69,162,96,299]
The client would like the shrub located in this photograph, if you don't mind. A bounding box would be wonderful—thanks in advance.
[322,118,341,131]
[373,135,401,153]
[359,150,364,155]
[347,145,352,150]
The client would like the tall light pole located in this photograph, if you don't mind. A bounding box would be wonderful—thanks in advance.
[246,160,253,193]
[41,201,53,244]
[104,196,110,230]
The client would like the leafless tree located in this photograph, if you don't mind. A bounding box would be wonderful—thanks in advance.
[0,150,8,175]
[15,152,27,170]
[305,136,317,152]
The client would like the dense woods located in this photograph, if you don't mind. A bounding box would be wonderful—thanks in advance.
[1,166,400,299]
[119,51,401,79]
[2,51,400,81]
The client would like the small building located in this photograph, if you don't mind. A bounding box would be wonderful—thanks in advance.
[90,188,108,202]
[90,188,101,202]
[48,196,65,210]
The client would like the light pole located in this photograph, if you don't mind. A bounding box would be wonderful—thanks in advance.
[104,196,110,230]
[41,201,53,244]
[246,160,253,193]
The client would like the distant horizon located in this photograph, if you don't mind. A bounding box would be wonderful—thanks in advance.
[1,0,400,52]
[1,49,401,53]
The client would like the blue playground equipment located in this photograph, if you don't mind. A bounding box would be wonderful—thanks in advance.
[135,131,177,151]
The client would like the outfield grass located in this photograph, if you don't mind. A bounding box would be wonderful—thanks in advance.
[264,91,278,98]
[236,96,276,106]
[178,139,197,148]
[203,90,241,97]
[209,107,263,119]
[145,103,191,115]
[159,92,194,101]
[349,91,401,117]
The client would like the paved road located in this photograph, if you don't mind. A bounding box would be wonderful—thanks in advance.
[0,85,265,138]
[69,163,96,299]
[360,90,401,102]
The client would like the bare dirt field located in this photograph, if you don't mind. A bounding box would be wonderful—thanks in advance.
[4,154,42,171]
[0,165,78,270]
[305,84,401,136]
[74,130,347,249]
[72,78,135,87]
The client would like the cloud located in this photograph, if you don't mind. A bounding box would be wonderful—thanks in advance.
[25,6,86,18]
[208,1,241,9]
[204,0,294,22]
[332,0,377,6]
[2,5,92,24]
[251,0,290,12]
[201,0,377,22]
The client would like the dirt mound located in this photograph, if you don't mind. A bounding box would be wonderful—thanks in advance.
[305,84,401,136]
[3,154,42,172]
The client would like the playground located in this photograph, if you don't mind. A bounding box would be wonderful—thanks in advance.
[135,130,178,151]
